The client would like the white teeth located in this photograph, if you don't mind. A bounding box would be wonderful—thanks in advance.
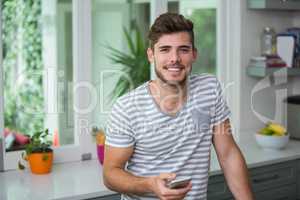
[168,68,180,72]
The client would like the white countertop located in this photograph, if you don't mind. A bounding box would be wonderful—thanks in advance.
[1,131,300,200]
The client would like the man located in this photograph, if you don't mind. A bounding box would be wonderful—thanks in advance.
[103,13,254,200]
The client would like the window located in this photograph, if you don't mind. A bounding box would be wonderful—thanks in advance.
[180,0,242,135]
[178,0,217,75]
[90,0,152,128]
[1,0,78,170]
[89,0,220,133]
[2,0,45,151]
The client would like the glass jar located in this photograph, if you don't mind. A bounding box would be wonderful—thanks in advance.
[260,27,276,56]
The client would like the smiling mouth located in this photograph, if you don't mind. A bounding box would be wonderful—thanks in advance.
[165,65,184,72]
[167,67,181,72]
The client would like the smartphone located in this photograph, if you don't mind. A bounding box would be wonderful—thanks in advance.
[167,177,191,189]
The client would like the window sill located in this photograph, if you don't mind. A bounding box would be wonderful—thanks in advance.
[0,159,115,200]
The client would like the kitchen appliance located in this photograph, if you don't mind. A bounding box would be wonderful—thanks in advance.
[286,95,300,140]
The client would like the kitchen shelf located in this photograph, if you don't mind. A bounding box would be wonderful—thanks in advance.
[248,0,300,10]
[246,66,300,77]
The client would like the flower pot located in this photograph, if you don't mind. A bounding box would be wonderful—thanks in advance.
[27,152,53,174]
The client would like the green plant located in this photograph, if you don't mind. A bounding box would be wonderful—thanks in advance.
[106,26,150,99]
[18,129,52,170]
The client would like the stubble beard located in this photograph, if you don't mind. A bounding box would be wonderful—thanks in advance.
[154,62,190,88]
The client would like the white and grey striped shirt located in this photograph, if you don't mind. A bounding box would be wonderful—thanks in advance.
[106,74,231,200]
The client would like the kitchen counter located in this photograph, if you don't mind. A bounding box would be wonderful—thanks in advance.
[1,131,300,200]
[210,131,300,175]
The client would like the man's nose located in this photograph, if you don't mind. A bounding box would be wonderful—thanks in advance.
[170,50,181,64]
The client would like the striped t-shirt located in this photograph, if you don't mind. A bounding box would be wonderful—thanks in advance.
[105,74,231,200]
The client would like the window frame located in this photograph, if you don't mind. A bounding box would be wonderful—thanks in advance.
[0,0,91,170]
[179,0,241,137]
[217,0,241,138]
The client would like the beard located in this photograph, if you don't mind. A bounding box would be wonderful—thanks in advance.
[154,61,190,87]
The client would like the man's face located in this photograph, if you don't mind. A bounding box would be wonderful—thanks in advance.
[147,31,197,86]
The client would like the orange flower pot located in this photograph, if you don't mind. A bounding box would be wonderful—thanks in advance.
[27,152,53,174]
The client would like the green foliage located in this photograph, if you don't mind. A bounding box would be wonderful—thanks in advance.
[18,128,52,170]
[2,0,44,135]
[188,9,216,75]
[24,129,52,155]
[106,26,150,99]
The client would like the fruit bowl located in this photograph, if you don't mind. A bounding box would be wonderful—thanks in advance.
[255,133,289,150]
[255,122,289,150]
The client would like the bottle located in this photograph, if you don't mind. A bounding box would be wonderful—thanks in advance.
[260,27,276,56]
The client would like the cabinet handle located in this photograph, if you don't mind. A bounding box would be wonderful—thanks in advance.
[252,174,279,183]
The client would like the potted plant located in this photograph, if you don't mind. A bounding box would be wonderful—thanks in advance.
[18,129,53,174]
[106,25,150,99]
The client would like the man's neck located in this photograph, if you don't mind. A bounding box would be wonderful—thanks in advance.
[149,78,188,115]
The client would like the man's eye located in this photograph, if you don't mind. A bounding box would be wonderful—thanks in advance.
[160,48,169,52]
[180,48,190,53]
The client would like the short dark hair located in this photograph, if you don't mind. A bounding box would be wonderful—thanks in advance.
[148,13,194,49]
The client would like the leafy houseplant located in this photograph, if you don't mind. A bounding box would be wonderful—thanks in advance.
[106,26,150,99]
[18,129,53,174]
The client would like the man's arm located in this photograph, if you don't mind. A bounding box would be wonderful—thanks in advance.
[212,119,254,200]
[103,145,192,199]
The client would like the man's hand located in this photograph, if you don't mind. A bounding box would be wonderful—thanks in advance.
[149,173,192,200]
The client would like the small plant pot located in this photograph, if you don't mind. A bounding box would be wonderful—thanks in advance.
[27,152,53,174]
[97,144,104,165]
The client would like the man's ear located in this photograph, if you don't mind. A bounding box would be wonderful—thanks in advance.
[147,48,154,63]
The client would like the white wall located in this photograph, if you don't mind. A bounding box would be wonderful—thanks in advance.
[240,1,300,131]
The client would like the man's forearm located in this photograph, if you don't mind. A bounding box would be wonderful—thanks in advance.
[104,167,153,195]
[221,146,254,200]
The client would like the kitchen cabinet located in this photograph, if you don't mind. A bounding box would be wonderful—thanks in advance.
[207,175,232,199]
[208,160,298,200]
[254,184,297,200]
[248,0,300,10]
[88,160,299,200]
[250,160,297,192]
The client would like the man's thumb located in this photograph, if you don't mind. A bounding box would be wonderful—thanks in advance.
[159,173,176,181]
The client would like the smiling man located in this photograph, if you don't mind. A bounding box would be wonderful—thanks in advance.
[103,13,254,200]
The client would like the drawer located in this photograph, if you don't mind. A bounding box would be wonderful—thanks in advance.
[250,161,297,192]
[254,184,297,200]
[207,175,232,199]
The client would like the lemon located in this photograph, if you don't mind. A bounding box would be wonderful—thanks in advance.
[267,123,286,136]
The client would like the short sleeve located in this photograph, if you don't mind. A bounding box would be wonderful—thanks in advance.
[105,101,135,147]
[211,78,231,126]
